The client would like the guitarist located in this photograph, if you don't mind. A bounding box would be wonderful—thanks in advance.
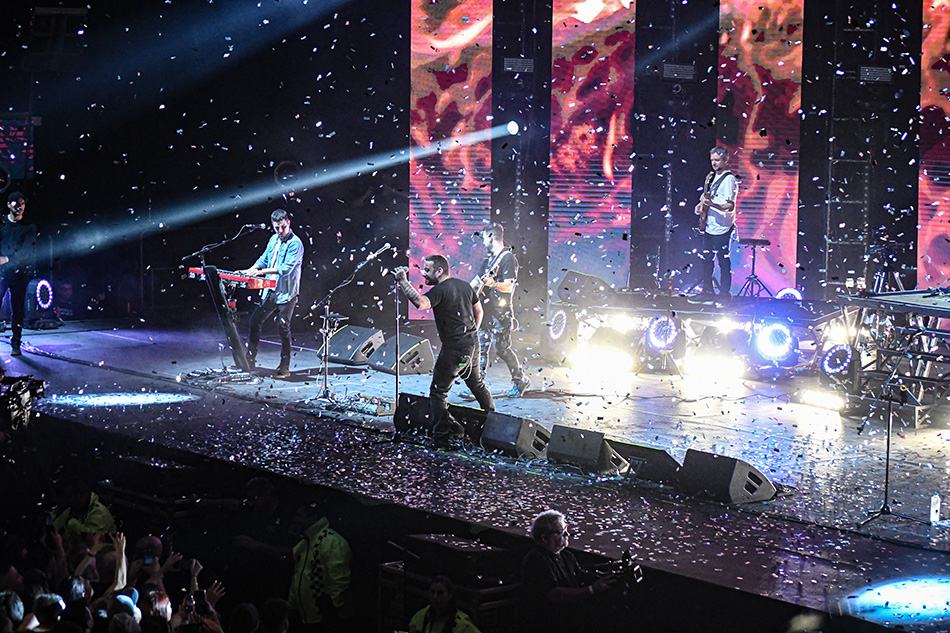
[474,224,530,397]
[694,147,738,298]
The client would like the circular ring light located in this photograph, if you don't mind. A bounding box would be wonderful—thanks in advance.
[822,344,853,375]
[36,279,53,310]
[754,322,795,362]
[775,287,803,301]
[548,308,568,342]
[646,315,678,352]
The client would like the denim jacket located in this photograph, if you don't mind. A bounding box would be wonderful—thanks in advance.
[254,231,304,304]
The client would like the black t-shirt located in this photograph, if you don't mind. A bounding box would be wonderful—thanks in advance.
[521,545,584,633]
[0,220,36,273]
[479,249,518,317]
[425,277,478,345]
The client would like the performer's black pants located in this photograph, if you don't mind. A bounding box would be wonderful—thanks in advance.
[0,270,27,349]
[430,335,494,439]
[701,228,733,295]
[248,294,296,368]
[479,311,523,381]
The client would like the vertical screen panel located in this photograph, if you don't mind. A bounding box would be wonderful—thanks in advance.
[920,3,950,287]
[548,2,635,293]
[0,119,34,181]
[409,1,493,317]
[717,1,803,294]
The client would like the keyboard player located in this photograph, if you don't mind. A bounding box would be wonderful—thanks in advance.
[238,209,304,378]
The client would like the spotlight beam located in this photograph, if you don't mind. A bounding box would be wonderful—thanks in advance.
[47,124,513,262]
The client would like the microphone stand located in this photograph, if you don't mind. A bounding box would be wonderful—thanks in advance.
[311,249,389,403]
[393,272,402,418]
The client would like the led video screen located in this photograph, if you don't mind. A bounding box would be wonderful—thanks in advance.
[409,0,493,315]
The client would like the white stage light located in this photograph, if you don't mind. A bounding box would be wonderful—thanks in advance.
[801,389,845,411]
[753,322,797,364]
[775,287,803,300]
[507,120,520,135]
[841,576,950,627]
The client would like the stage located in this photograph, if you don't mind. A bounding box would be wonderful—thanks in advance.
[7,309,950,631]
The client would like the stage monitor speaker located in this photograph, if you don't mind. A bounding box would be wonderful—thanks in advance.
[393,392,432,434]
[547,425,629,475]
[481,412,550,459]
[323,325,385,365]
[679,449,776,504]
[393,392,488,440]
[605,439,681,484]
[556,271,614,307]
[367,333,435,375]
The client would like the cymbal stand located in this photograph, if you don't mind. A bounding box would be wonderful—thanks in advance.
[310,255,377,403]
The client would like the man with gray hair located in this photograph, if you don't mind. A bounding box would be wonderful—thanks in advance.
[520,510,621,633]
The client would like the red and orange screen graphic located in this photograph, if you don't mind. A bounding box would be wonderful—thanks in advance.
[409,0,493,316]
[920,2,950,288]
[408,1,806,309]
[548,0,635,292]
[717,0,803,295]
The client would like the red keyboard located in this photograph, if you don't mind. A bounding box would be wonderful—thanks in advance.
[188,267,277,290]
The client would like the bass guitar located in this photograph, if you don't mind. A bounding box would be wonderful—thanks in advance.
[696,171,715,233]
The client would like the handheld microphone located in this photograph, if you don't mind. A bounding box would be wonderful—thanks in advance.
[366,242,392,260]
[245,223,270,230]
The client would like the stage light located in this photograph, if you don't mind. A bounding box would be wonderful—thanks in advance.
[47,123,515,262]
[841,576,950,627]
[35,279,53,311]
[645,315,678,353]
[548,307,570,342]
[801,389,845,411]
[571,347,636,374]
[49,393,200,407]
[822,344,853,375]
[506,120,520,135]
[683,354,746,379]
[570,326,641,376]
[775,287,803,300]
[609,314,639,334]
[752,322,798,365]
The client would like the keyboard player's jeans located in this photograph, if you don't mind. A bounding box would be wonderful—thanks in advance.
[247,294,297,371]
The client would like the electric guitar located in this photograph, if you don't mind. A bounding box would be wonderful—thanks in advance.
[470,248,511,295]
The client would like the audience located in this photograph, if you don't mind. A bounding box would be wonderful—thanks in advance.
[407,575,481,633]
[258,600,289,633]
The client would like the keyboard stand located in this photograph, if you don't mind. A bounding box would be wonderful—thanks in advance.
[202,265,254,372]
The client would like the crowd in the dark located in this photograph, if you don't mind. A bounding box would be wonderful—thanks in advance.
[0,468,646,633]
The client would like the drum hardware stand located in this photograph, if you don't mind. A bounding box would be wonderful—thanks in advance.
[869,241,908,294]
[310,244,393,405]
[859,331,927,527]
[736,238,773,298]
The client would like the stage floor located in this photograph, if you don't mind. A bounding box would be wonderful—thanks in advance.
[10,314,950,631]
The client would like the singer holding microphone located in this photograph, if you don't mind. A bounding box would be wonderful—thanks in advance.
[394,254,495,449]
[239,208,304,378]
